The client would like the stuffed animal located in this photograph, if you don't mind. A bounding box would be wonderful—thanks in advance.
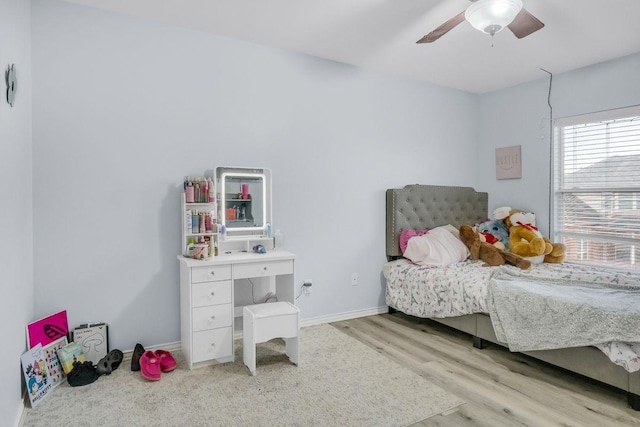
[494,207,566,263]
[459,225,531,270]
[475,219,509,251]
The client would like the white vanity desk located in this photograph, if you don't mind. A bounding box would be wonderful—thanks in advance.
[178,250,296,370]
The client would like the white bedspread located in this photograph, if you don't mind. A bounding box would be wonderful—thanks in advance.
[384,258,640,372]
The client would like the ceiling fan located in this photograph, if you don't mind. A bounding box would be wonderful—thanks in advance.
[417,0,544,43]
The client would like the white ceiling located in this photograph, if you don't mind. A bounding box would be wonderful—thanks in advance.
[62,0,640,94]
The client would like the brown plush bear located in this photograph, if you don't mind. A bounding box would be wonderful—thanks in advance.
[459,225,532,270]
[542,239,566,264]
[494,207,566,263]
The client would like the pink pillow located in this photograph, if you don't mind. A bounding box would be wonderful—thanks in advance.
[399,229,428,254]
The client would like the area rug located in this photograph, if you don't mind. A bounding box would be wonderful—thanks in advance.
[22,324,464,426]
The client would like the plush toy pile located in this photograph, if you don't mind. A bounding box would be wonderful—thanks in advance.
[459,224,532,270]
[494,207,566,264]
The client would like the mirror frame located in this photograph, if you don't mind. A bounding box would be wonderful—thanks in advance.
[217,167,272,237]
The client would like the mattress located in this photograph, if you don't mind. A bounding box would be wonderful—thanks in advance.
[384,258,640,372]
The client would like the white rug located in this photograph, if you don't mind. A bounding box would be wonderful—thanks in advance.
[22,324,464,426]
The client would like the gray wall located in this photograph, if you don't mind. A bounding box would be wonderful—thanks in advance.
[1,0,32,424]
[477,53,640,236]
[31,0,479,353]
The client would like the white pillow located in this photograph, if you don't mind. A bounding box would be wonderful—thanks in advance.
[403,226,470,267]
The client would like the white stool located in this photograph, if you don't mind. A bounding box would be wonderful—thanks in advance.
[243,301,300,375]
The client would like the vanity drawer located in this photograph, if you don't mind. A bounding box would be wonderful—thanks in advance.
[191,265,232,283]
[234,260,293,279]
[192,280,232,308]
[192,327,233,363]
[192,304,233,332]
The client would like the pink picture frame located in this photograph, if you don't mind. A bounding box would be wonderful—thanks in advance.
[26,310,69,349]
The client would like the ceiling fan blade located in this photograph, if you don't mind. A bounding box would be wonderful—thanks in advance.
[508,8,544,39]
[417,11,465,43]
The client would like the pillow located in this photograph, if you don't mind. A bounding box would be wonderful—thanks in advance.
[399,229,428,254]
[403,226,470,267]
[57,342,86,375]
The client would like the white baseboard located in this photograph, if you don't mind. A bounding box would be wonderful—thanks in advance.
[15,398,26,427]
[300,306,389,328]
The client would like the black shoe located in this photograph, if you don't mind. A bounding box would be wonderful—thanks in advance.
[131,343,145,371]
[96,349,124,376]
[67,361,99,387]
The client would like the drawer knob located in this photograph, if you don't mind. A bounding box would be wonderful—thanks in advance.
[263,266,268,271]
[210,315,216,320]
[210,291,215,296]
[210,343,215,347]
[209,271,216,276]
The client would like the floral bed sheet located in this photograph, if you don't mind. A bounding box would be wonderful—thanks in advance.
[384,258,492,318]
[383,258,640,372]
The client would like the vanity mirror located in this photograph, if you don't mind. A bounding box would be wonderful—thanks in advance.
[216,167,272,237]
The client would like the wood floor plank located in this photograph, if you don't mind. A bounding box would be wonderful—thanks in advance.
[384,313,637,413]
[331,314,640,427]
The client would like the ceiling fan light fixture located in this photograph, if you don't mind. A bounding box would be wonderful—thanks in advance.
[465,0,523,36]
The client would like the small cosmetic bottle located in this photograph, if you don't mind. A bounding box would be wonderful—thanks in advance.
[208,178,215,203]
[186,182,194,203]
[192,213,200,234]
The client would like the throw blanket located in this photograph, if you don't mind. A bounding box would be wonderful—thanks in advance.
[488,265,640,355]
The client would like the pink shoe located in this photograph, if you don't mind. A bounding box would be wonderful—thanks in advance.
[139,350,161,381]
[155,349,177,372]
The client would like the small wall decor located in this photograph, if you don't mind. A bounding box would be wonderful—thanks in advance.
[6,64,17,107]
[495,145,522,179]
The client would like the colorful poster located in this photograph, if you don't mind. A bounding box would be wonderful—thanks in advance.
[42,337,68,388]
[21,344,53,407]
[27,310,69,349]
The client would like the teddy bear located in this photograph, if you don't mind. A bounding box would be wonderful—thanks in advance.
[475,219,509,251]
[494,207,566,263]
[459,225,532,269]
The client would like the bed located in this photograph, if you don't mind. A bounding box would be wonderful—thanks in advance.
[384,184,640,410]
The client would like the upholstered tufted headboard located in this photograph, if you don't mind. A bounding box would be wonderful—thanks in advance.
[386,185,488,260]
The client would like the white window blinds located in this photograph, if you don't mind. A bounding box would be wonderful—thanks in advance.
[554,105,640,271]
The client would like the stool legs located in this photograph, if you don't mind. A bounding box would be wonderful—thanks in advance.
[243,313,257,376]
[284,336,299,366]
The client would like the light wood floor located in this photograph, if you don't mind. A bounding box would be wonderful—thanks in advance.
[331,313,640,427]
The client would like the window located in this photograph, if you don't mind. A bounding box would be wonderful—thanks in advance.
[553,105,640,272]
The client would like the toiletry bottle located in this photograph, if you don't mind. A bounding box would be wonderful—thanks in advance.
[208,178,215,202]
[192,212,200,234]
[186,210,192,234]
[274,229,283,249]
[265,222,272,238]
[186,238,195,257]
[186,182,194,203]
[200,212,206,234]
[195,183,201,204]
[202,179,208,203]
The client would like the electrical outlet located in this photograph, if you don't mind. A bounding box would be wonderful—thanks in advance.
[351,273,358,286]
[303,279,313,295]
